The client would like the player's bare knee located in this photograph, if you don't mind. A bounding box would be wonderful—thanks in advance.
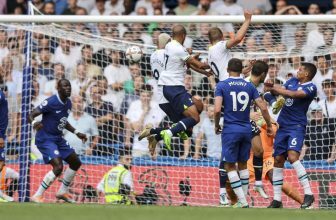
[237,161,247,170]
[0,161,4,172]
[70,159,81,171]
[192,96,204,113]
[253,147,264,158]
[53,163,64,176]
[274,155,285,167]
[224,162,236,172]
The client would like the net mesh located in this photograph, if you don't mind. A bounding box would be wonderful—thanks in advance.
[0,17,335,208]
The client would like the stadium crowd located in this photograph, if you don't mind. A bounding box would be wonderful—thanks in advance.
[0,0,335,164]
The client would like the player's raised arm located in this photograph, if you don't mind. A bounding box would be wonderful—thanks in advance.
[254,97,273,136]
[226,10,252,49]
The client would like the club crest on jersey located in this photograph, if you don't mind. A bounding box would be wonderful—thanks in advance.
[54,150,59,155]
[285,98,294,106]
[40,100,48,108]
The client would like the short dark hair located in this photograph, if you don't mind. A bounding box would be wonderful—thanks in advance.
[57,78,70,87]
[208,27,223,44]
[251,60,269,76]
[302,62,317,80]
[322,79,335,88]
[227,58,243,73]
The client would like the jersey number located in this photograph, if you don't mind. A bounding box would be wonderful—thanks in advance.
[230,91,249,111]
[153,69,159,80]
[210,62,220,78]
[164,54,169,70]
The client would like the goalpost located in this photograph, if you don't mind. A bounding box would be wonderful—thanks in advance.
[0,9,335,208]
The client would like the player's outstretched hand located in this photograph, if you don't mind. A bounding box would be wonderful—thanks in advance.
[244,10,252,21]
[215,125,222,135]
[77,132,87,143]
[33,121,43,131]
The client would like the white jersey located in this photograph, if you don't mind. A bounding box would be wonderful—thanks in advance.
[208,40,232,81]
[150,49,168,104]
[158,40,190,86]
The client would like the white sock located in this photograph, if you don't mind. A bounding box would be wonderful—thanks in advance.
[220,188,227,195]
[239,169,249,196]
[58,168,76,194]
[228,171,247,204]
[272,167,283,202]
[34,170,56,197]
[292,160,312,195]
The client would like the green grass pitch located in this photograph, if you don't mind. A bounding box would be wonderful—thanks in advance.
[1,203,336,220]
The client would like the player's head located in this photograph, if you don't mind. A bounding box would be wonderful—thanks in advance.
[119,148,132,169]
[227,58,243,76]
[172,25,187,44]
[298,62,317,81]
[208,27,223,44]
[158,33,171,49]
[57,78,71,98]
[251,60,269,82]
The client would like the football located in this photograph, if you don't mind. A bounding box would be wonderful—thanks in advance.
[125,45,142,63]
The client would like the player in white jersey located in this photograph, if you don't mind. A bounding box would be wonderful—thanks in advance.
[149,33,171,104]
[139,25,212,153]
[208,10,252,82]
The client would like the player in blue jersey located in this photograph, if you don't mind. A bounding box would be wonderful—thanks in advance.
[0,88,13,202]
[29,79,87,203]
[264,63,317,209]
[214,58,273,208]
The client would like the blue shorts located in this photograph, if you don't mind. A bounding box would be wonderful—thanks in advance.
[0,147,4,161]
[35,132,74,164]
[221,132,252,163]
[159,103,185,123]
[273,127,305,157]
[163,86,193,115]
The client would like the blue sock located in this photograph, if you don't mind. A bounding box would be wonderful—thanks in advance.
[170,117,197,136]
[263,92,277,106]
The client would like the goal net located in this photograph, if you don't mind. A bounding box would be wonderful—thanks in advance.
[0,14,335,208]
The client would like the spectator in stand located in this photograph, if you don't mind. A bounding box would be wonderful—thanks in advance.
[85,85,116,156]
[147,0,168,15]
[192,0,217,15]
[54,38,81,77]
[314,54,333,99]
[120,75,144,115]
[174,0,197,15]
[129,23,153,45]
[124,63,142,95]
[262,31,275,53]
[333,70,336,82]
[307,24,336,53]
[326,0,336,14]
[215,0,243,15]
[318,79,336,118]
[105,0,124,14]
[274,0,287,13]
[32,0,44,11]
[80,44,102,78]
[122,0,134,15]
[245,37,257,53]
[194,104,221,160]
[237,0,272,14]
[125,84,165,158]
[302,103,336,163]
[64,95,99,155]
[135,6,147,15]
[43,63,65,96]
[308,3,320,15]
[70,63,91,96]
[288,29,313,61]
[38,48,54,81]
[62,0,81,15]
[90,0,110,15]
[75,6,88,15]
[192,23,211,51]
[103,50,131,112]
[321,27,335,48]
[42,1,56,15]
[7,37,24,72]
[0,30,9,64]
[77,0,96,13]
[135,0,151,13]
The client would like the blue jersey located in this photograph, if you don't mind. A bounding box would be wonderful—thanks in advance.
[37,94,71,137]
[215,77,260,133]
[0,90,8,139]
[277,78,316,128]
